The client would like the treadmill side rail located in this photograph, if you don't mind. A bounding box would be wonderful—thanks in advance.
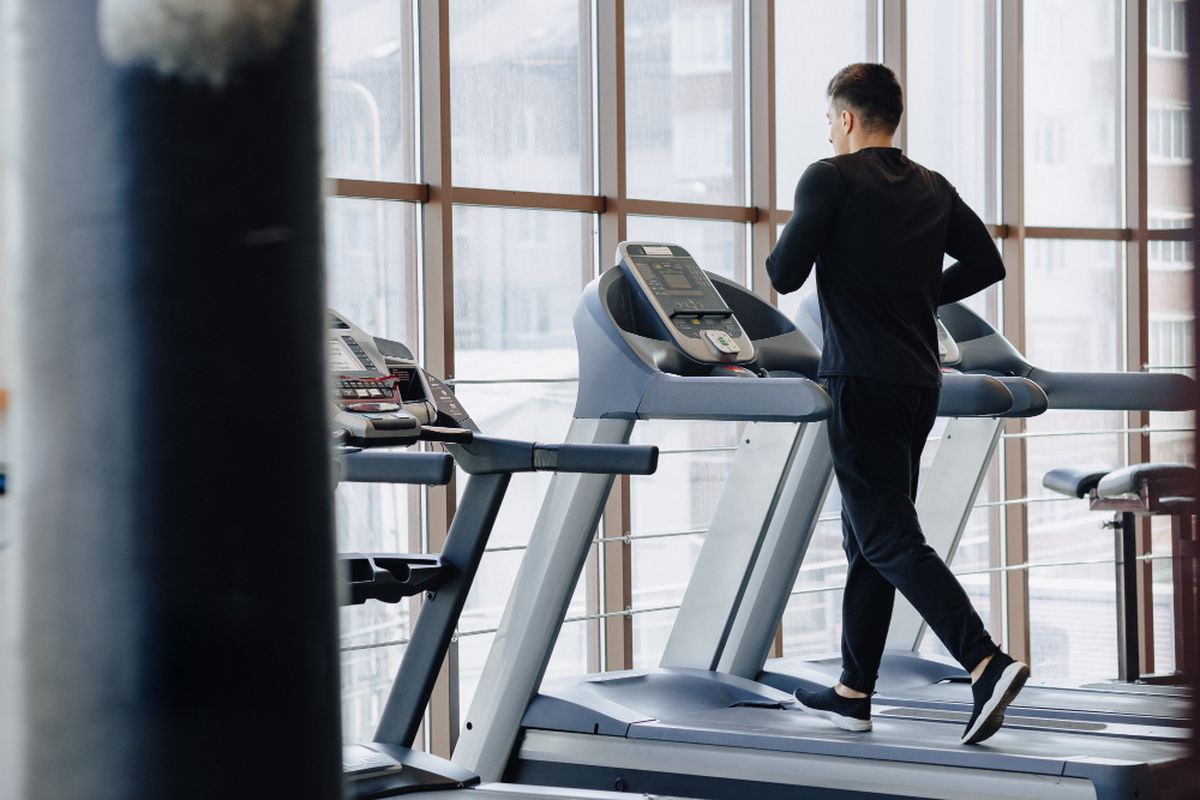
[661,422,808,670]
[454,417,635,783]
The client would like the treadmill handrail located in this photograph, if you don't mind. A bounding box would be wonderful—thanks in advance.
[635,372,831,422]
[335,450,455,485]
[449,434,659,476]
[1028,367,1194,411]
[991,376,1049,417]
[938,300,1195,411]
[936,373,1014,417]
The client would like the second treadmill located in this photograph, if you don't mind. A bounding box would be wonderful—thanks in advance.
[452,243,1188,800]
[757,295,1195,730]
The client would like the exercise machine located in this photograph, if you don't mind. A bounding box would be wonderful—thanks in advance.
[326,310,673,800]
[452,244,1189,800]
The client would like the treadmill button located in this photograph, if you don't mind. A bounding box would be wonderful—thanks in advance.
[702,328,741,356]
[355,389,371,398]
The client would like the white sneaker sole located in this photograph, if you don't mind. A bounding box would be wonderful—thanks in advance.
[795,699,873,732]
[961,661,1030,745]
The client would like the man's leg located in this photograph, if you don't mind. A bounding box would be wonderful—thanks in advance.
[838,514,896,696]
[830,376,997,672]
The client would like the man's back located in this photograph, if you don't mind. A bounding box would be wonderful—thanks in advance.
[767,148,1002,388]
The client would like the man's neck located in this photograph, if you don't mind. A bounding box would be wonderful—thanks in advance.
[848,135,896,153]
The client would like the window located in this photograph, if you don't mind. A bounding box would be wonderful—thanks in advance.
[1149,106,1191,161]
[774,1,875,210]
[1024,0,1122,227]
[1024,240,1126,683]
[670,2,733,75]
[626,0,745,204]
[906,0,998,221]
[322,0,416,182]
[449,0,591,193]
[1149,0,1188,55]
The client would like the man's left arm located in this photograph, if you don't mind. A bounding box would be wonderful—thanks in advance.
[767,160,842,294]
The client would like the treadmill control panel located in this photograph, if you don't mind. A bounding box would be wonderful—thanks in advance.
[617,242,755,365]
[329,311,437,446]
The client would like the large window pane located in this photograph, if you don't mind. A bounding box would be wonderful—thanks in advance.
[626,216,747,284]
[337,478,417,745]
[1029,563,1121,682]
[626,0,745,204]
[782,497,847,658]
[1024,239,1124,566]
[630,420,741,667]
[1148,247,1194,466]
[1146,4,1192,677]
[326,198,419,346]
[918,451,1001,660]
[450,0,591,193]
[1148,0,1192,229]
[774,1,874,210]
[453,206,590,380]
[322,0,416,182]
[341,640,408,745]
[1024,240,1125,682]
[452,205,592,708]
[1024,0,1122,227]
[907,0,997,222]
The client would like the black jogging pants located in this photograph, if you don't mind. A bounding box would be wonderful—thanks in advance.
[824,375,997,694]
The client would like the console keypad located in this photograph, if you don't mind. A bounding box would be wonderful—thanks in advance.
[336,378,393,401]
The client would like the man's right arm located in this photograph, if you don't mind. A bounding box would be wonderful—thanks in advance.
[940,192,1005,305]
[766,160,842,294]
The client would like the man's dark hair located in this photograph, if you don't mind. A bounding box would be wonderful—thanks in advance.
[826,63,903,134]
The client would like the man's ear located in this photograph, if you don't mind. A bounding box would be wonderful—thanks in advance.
[841,108,854,134]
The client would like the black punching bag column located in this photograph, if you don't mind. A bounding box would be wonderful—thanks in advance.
[5,3,340,799]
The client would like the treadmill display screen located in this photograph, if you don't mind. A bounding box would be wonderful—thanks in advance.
[329,338,359,372]
[630,256,731,314]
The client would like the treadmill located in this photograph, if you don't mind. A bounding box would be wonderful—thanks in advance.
[453,243,1190,800]
[325,311,677,800]
[755,295,1196,730]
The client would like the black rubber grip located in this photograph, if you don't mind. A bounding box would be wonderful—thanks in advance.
[534,443,659,475]
[340,451,455,485]
[1032,369,1194,411]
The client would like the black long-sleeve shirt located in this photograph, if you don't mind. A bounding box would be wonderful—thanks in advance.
[767,148,1004,388]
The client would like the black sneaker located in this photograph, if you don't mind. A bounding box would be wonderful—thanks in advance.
[793,686,872,732]
[961,651,1030,745]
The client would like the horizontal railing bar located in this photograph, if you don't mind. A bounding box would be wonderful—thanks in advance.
[972,496,1076,508]
[444,377,579,386]
[1001,426,1194,440]
[787,554,1180,599]
[341,637,411,653]
[951,553,1178,578]
[599,527,708,544]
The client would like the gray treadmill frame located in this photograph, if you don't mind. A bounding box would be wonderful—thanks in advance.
[454,256,834,782]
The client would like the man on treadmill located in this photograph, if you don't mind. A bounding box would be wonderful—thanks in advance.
[766,63,1027,746]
